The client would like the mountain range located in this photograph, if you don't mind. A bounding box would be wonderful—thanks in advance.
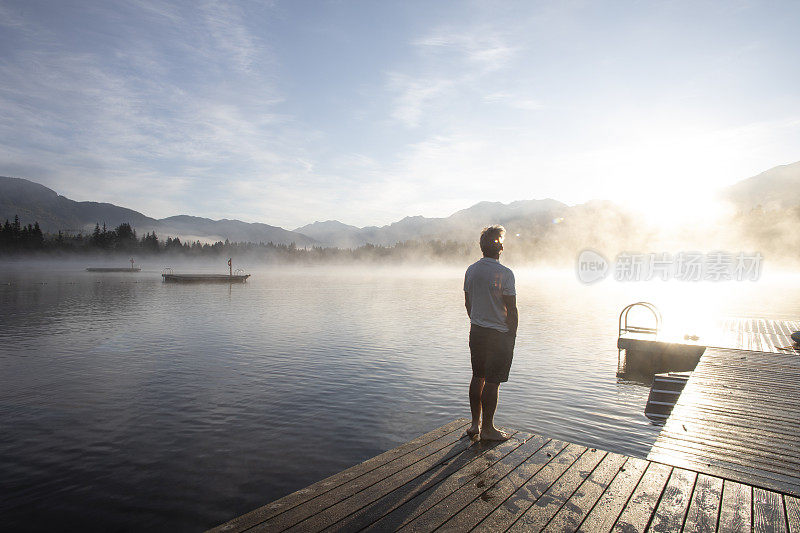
[0,177,316,246]
[1,160,799,248]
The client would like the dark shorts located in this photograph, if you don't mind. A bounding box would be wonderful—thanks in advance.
[469,324,515,383]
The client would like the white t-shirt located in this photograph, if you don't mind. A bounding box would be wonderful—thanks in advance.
[463,257,516,332]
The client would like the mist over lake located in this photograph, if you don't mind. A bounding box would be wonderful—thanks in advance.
[1,262,798,530]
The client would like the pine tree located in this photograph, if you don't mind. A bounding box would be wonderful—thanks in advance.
[32,222,44,248]
[92,223,102,248]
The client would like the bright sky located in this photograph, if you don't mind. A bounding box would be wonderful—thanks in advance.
[1,1,799,228]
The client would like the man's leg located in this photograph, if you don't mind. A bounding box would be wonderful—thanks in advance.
[468,375,484,437]
[479,382,510,441]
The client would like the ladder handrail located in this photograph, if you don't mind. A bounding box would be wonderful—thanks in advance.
[617,301,662,374]
[619,301,662,337]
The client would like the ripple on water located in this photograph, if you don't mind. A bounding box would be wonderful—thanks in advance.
[1,266,798,531]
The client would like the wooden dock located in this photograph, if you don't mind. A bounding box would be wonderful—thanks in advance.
[210,317,800,531]
[619,318,800,355]
[649,347,800,498]
[712,318,800,354]
[161,273,250,283]
[209,418,800,532]
[618,317,799,377]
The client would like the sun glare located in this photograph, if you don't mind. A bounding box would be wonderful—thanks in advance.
[629,189,732,231]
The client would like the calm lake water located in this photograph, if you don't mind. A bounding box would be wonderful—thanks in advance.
[2,261,799,531]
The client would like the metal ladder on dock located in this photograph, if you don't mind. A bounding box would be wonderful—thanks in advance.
[618,302,690,423]
[644,371,690,423]
[617,301,662,368]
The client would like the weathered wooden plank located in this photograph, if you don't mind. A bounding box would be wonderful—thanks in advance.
[702,349,800,363]
[292,432,527,533]
[673,395,800,414]
[208,418,469,532]
[698,359,800,373]
[647,448,800,501]
[651,345,800,500]
[467,443,586,532]
[656,425,800,458]
[682,473,722,532]
[506,448,606,532]
[718,480,752,533]
[647,432,800,486]
[689,360,800,377]
[687,362,800,378]
[737,320,745,349]
[577,457,649,532]
[542,453,628,533]
[250,425,476,531]
[214,398,800,533]
[653,429,800,471]
[687,370,800,390]
[786,495,800,533]
[651,442,800,484]
[393,438,566,532]
[753,487,787,533]
[665,398,800,422]
[690,363,800,382]
[762,333,777,353]
[681,393,800,416]
[704,346,800,362]
[325,434,538,533]
[611,461,671,532]
[769,320,782,335]
[663,409,800,440]
[754,331,763,351]
[648,467,697,532]
[409,439,572,533]
[683,358,800,375]
[662,409,800,444]
[661,405,800,435]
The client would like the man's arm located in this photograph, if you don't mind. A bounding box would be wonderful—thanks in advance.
[503,294,518,336]
[465,292,471,318]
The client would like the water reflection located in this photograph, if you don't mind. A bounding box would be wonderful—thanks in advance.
[0,264,798,531]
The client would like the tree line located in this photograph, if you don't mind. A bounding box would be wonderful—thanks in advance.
[0,215,45,250]
[0,216,474,263]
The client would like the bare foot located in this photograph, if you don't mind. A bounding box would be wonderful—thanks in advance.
[466,423,480,438]
[480,427,511,441]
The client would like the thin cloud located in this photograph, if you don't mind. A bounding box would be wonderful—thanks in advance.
[199,1,262,72]
[414,28,517,70]
[2,1,800,229]
[0,0,303,218]
[483,92,545,111]
[386,26,520,129]
[387,73,453,128]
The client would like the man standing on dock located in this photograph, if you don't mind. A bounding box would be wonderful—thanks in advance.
[464,225,518,441]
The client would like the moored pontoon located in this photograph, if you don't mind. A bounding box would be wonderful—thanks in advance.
[161,259,250,283]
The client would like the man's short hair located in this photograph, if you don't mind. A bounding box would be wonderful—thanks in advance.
[480,225,505,256]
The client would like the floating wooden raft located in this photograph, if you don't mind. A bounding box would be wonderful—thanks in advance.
[209,418,800,532]
[162,273,250,283]
[86,267,141,272]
